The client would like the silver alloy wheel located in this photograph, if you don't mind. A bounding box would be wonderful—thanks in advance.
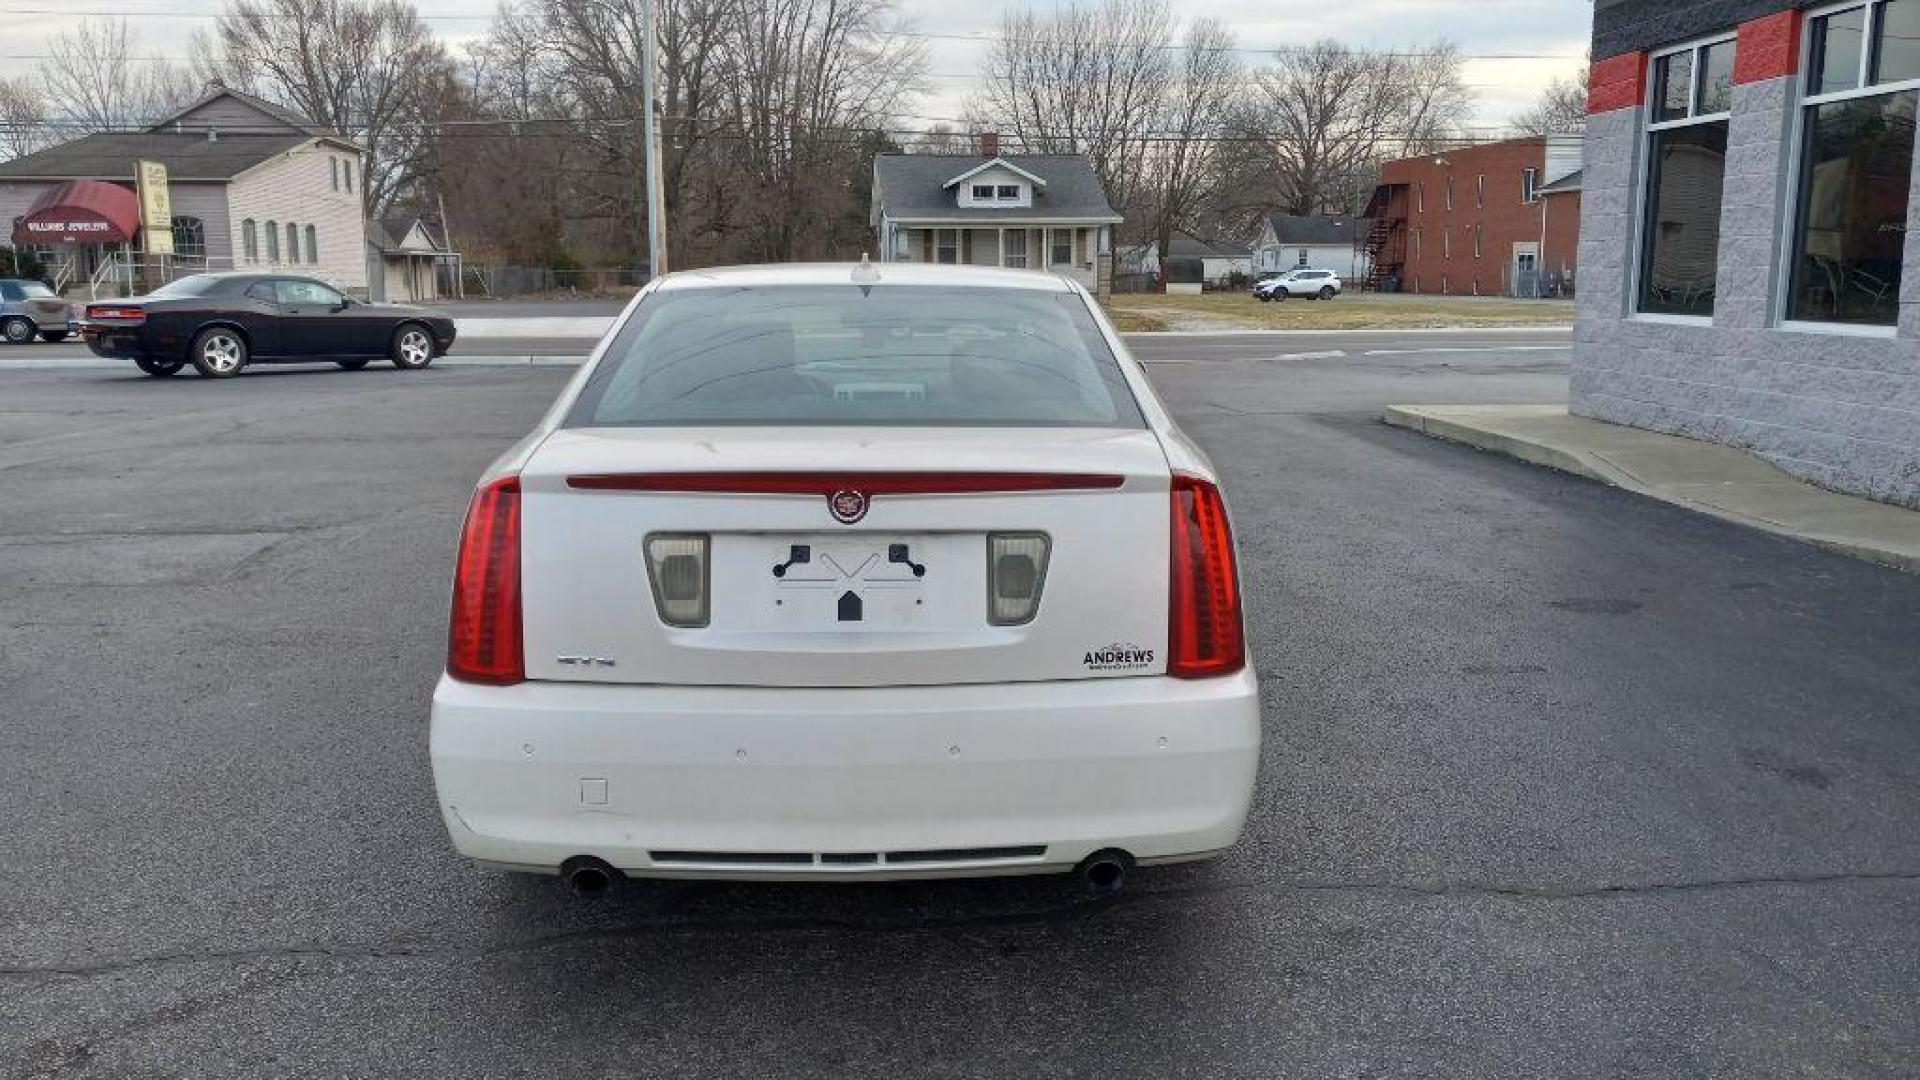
[397,327,432,367]
[199,331,243,373]
[1,317,32,344]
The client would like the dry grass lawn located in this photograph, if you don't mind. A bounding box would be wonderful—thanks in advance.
[1109,291,1575,331]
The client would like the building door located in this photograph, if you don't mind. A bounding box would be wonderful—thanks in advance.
[1511,242,1540,299]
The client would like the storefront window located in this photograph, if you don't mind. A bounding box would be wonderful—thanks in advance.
[1788,1,1919,326]
[1639,36,1733,317]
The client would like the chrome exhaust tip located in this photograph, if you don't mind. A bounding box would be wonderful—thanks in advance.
[1075,849,1133,899]
[559,855,621,897]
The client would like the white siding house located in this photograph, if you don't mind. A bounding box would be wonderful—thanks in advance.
[1250,214,1372,280]
[871,139,1123,301]
[1,82,372,296]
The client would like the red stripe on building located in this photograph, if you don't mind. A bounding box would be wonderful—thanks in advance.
[1587,51,1648,114]
[1735,10,1803,84]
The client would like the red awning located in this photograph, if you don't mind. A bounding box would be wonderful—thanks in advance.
[12,179,141,245]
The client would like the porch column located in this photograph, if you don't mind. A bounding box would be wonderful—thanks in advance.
[998,227,1006,267]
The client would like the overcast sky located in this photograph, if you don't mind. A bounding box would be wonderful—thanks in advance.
[2,0,1593,132]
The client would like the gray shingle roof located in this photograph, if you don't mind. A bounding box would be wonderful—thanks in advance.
[1167,230,1248,259]
[0,132,309,180]
[873,154,1121,221]
[1264,214,1369,246]
[152,85,323,136]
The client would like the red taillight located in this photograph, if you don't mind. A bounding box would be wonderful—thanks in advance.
[1167,473,1244,679]
[87,305,144,322]
[447,475,524,685]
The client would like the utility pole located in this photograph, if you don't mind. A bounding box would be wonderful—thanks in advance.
[639,0,668,278]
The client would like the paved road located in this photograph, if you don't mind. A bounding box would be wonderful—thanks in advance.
[2,336,1916,1078]
[8,325,1572,363]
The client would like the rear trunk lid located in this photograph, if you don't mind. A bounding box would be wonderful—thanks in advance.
[517,426,1171,687]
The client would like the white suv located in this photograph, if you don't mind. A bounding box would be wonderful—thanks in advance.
[1253,268,1342,301]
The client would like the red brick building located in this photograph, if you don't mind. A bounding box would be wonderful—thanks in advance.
[1362,134,1583,296]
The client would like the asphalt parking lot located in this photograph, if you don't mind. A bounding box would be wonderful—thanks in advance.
[3,334,1917,1078]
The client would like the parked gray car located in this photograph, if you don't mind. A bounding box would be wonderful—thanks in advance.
[1,280,79,343]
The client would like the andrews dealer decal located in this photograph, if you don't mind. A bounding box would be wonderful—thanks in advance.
[1084,643,1155,672]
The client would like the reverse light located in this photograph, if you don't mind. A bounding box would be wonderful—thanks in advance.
[447,475,524,685]
[1167,473,1244,679]
[987,533,1050,625]
[645,533,710,627]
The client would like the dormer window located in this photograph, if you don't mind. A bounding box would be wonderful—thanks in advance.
[996,184,1019,199]
[971,184,994,199]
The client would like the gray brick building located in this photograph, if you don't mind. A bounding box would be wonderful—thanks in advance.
[1577,0,1920,507]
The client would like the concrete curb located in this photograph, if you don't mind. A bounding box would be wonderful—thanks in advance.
[1384,404,1920,576]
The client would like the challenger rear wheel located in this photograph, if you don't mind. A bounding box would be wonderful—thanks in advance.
[188,327,248,378]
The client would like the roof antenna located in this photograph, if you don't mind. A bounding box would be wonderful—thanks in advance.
[852,252,880,284]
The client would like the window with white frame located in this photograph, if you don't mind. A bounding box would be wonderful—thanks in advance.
[1003,228,1028,268]
[1445,176,1454,210]
[1473,223,1483,259]
[1786,0,1918,326]
[1443,225,1451,259]
[1522,167,1540,203]
[1476,174,1485,208]
[971,183,994,200]
[996,184,1019,199]
[1638,34,1734,317]
[936,228,958,264]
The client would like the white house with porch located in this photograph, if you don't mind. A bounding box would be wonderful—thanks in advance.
[871,139,1122,302]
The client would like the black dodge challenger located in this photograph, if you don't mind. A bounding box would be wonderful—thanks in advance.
[82,272,457,378]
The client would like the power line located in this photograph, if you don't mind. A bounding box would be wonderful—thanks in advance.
[0,6,1588,62]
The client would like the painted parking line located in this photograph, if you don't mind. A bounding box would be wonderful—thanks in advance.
[1360,345,1572,356]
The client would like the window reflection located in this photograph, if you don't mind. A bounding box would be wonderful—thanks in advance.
[1639,123,1728,316]
[1788,91,1915,325]
[1814,6,1868,94]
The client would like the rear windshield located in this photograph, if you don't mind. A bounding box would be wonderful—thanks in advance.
[18,282,54,298]
[566,285,1143,428]
[148,275,220,298]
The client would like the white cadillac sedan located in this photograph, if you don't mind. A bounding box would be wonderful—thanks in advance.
[430,262,1260,897]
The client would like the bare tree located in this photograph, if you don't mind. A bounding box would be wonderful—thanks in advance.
[909,123,974,155]
[720,0,925,260]
[971,0,1171,218]
[1216,40,1473,220]
[1514,65,1589,136]
[0,77,51,160]
[205,0,456,212]
[37,17,196,133]
[1136,18,1238,261]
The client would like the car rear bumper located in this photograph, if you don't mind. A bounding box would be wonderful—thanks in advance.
[81,326,153,358]
[429,670,1261,880]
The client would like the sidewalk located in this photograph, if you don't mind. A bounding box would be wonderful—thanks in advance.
[1383,403,1920,574]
